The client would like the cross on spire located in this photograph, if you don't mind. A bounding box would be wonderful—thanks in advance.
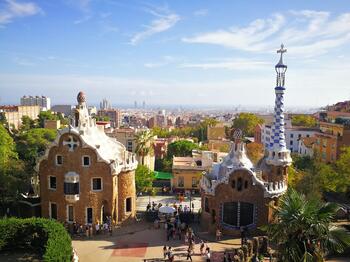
[277,43,287,59]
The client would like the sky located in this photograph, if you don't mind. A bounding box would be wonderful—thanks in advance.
[0,0,350,107]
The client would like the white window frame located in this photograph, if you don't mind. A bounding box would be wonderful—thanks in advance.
[55,155,63,166]
[48,176,57,190]
[91,177,103,192]
[49,202,58,219]
[86,207,93,224]
[82,155,91,167]
[66,205,74,223]
[125,197,132,213]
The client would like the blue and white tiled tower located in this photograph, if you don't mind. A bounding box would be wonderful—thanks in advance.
[266,44,292,166]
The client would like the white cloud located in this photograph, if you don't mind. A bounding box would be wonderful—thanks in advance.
[180,59,271,70]
[183,10,350,57]
[130,8,180,45]
[194,9,208,17]
[0,0,43,26]
[144,55,181,68]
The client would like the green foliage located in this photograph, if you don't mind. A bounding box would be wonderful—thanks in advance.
[38,110,58,128]
[135,165,155,192]
[155,158,172,172]
[246,142,264,165]
[152,117,219,142]
[0,125,18,167]
[135,130,154,165]
[232,113,264,137]
[0,217,72,262]
[264,189,350,262]
[95,115,110,121]
[290,149,350,196]
[20,116,36,131]
[167,140,199,158]
[291,114,317,127]
[16,128,56,168]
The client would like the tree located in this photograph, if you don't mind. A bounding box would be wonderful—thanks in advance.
[135,130,154,165]
[167,140,199,158]
[246,142,264,164]
[38,110,58,128]
[232,113,264,137]
[334,147,350,193]
[20,116,36,132]
[0,125,26,213]
[135,165,155,192]
[16,128,56,171]
[264,188,350,261]
[291,115,317,127]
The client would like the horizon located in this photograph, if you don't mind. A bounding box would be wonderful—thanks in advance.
[1,0,350,107]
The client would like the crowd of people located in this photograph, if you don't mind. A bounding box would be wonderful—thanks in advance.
[146,201,194,213]
[64,216,113,238]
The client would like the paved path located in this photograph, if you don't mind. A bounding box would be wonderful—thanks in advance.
[72,222,241,262]
[136,195,201,213]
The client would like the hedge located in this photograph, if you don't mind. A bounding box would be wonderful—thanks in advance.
[0,217,72,261]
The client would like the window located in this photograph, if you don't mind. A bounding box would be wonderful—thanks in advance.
[244,180,248,189]
[290,134,294,138]
[50,202,57,219]
[204,197,209,212]
[126,197,132,212]
[56,155,63,165]
[306,134,310,137]
[67,205,74,222]
[64,182,79,195]
[86,207,93,224]
[231,180,236,189]
[290,140,293,145]
[92,178,102,191]
[82,156,90,167]
[211,209,216,224]
[178,176,184,187]
[127,140,133,152]
[237,177,242,191]
[298,134,302,138]
[49,176,56,190]
[223,202,238,226]
[192,177,197,187]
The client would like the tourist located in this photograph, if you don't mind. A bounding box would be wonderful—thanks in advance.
[205,247,211,262]
[223,251,228,262]
[251,253,258,262]
[200,240,205,255]
[216,228,222,241]
[146,203,151,211]
[163,245,167,259]
[227,253,232,262]
[95,222,100,235]
[168,247,174,262]
[186,246,193,261]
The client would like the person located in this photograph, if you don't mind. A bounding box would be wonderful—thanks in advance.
[251,253,258,262]
[146,203,151,211]
[186,247,193,261]
[240,226,245,245]
[205,247,211,262]
[163,245,167,259]
[227,253,232,262]
[168,247,174,262]
[216,228,222,241]
[95,222,100,235]
[200,240,205,255]
[223,251,227,262]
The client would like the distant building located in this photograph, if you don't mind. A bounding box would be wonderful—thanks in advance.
[0,105,40,129]
[37,91,137,225]
[109,128,155,171]
[260,120,318,153]
[21,95,51,110]
[98,109,122,128]
[44,119,61,130]
[51,105,73,117]
[100,99,111,110]
[298,137,316,157]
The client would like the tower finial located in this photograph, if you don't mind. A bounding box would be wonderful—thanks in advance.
[277,43,287,65]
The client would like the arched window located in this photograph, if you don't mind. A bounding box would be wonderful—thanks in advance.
[231,180,236,189]
[244,180,248,189]
[237,178,242,191]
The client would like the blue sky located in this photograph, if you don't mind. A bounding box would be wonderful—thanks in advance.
[0,0,350,107]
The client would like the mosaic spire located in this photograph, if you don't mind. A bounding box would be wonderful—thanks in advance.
[267,44,292,166]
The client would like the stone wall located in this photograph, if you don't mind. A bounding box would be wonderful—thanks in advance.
[117,170,136,222]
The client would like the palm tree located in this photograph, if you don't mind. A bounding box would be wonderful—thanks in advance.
[135,130,154,166]
[264,188,350,261]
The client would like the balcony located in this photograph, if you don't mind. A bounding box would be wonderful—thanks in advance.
[65,194,79,203]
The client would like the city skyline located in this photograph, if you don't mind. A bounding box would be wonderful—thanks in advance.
[1,0,350,106]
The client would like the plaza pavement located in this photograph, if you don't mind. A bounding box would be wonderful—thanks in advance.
[72,221,241,262]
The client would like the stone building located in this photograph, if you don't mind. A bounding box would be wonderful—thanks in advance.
[37,92,137,225]
[0,105,40,130]
[200,45,292,236]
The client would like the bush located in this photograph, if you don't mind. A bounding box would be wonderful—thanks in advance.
[0,217,72,261]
